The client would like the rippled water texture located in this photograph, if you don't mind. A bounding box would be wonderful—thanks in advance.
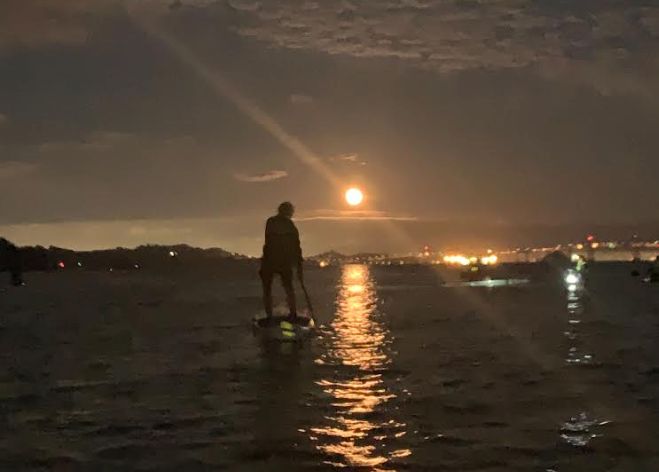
[1,263,659,470]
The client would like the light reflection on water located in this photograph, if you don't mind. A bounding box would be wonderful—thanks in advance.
[311,264,410,470]
[560,284,610,449]
[564,291,594,366]
[560,412,611,447]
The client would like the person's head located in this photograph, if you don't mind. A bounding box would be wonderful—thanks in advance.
[278,201,295,218]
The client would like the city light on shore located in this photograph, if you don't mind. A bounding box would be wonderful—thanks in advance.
[443,255,471,266]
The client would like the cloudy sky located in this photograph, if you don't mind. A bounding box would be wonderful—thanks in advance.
[1,0,658,254]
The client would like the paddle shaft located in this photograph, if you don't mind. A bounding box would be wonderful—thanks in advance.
[298,275,316,323]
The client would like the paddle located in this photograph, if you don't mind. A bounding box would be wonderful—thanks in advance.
[298,269,317,325]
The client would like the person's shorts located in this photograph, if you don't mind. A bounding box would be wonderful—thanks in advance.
[259,266,294,288]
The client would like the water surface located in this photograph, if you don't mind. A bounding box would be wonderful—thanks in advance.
[1,264,658,470]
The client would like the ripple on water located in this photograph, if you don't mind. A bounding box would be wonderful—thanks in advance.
[560,412,611,448]
[565,348,595,365]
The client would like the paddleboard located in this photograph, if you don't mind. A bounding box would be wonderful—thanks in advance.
[252,314,316,342]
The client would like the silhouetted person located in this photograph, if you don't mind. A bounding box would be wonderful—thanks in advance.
[260,202,303,320]
[0,238,24,286]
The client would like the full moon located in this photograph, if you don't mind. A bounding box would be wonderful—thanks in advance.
[345,187,364,206]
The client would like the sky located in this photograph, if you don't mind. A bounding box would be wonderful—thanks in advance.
[1,0,658,255]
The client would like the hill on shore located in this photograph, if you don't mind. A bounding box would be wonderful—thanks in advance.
[12,243,251,272]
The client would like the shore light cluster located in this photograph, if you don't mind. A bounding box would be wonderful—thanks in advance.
[443,254,498,266]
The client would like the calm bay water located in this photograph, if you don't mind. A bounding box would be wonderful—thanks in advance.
[1,264,658,470]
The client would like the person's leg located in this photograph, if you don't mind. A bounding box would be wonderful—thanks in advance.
[259,267,274,317]
[280,269,297,318]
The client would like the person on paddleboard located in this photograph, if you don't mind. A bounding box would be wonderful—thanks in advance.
[260,201,304,320]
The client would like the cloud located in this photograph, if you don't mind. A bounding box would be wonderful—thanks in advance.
[289,93,314,105]
[298,209,416,221]
[0,161,38,179]
[0,0,99,50]
[0,0,215,51]
[6,1,659,97]
[231,1,659,96]
[234,169,288,183]
[227,0,261,13]
[329,153,367,166]
[331,153,358,162]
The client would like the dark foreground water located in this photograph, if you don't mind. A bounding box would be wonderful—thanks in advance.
[1,264,659,471]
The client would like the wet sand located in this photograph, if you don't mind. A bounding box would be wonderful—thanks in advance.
[1,264,658,471]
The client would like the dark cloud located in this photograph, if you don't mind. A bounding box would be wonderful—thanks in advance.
[234,169,288,182]
[233,0,659,95]
[0,0,217,51]
[0,0,100,50]
[5,1,659,97]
